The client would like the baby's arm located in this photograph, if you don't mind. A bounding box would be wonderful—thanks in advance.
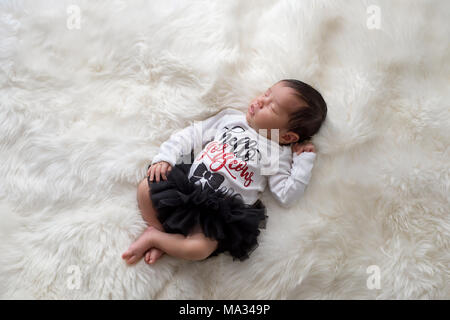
[151,108,233,167]
[268,151,316,208]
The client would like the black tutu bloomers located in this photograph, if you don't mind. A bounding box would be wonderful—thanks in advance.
[146,160,268,261]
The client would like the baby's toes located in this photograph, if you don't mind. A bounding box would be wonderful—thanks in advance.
[122,250,132,260]
[126,254,139,265]
[144,251,152,264]
[149,248,164,264]
[122,249,141,265]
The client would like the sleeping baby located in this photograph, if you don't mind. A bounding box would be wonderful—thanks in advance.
[122,79,327,265]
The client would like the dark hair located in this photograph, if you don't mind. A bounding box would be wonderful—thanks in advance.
[281,79,327,144]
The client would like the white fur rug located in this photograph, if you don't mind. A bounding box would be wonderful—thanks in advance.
[0,0,448,299]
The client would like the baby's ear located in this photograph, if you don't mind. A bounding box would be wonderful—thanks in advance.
[289,132,300,144]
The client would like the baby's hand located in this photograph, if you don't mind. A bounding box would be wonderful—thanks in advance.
[148,161,172,182]
[291,141,316,155]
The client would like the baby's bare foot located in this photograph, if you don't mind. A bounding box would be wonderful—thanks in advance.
[144,248,165,264]
[122,226,158,265]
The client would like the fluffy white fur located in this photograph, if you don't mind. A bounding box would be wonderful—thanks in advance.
[0,0,448,299]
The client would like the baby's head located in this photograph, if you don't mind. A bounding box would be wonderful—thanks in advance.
[246,79,327,145]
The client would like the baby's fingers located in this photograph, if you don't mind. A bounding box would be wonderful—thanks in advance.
[295,146,305,155]
[161,163,170,181]
[154,164,162,182]
[149,165,156,182]
[165,166,172,180]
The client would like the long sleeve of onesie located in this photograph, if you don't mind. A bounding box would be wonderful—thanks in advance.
[151,109,235,167]
[268,151,316,208]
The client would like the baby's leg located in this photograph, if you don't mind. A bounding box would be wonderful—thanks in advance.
[122,225,218,264]
[145,224,218,264]
[136,178,165,263]
[153,224,219,261]
[137,178,164,231]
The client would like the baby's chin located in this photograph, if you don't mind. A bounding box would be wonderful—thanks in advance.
[245,109,257,130]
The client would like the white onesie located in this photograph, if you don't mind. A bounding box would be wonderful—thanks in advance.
[151,108,317,207]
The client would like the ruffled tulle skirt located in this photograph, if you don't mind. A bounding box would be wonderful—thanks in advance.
[146,161,268,261]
